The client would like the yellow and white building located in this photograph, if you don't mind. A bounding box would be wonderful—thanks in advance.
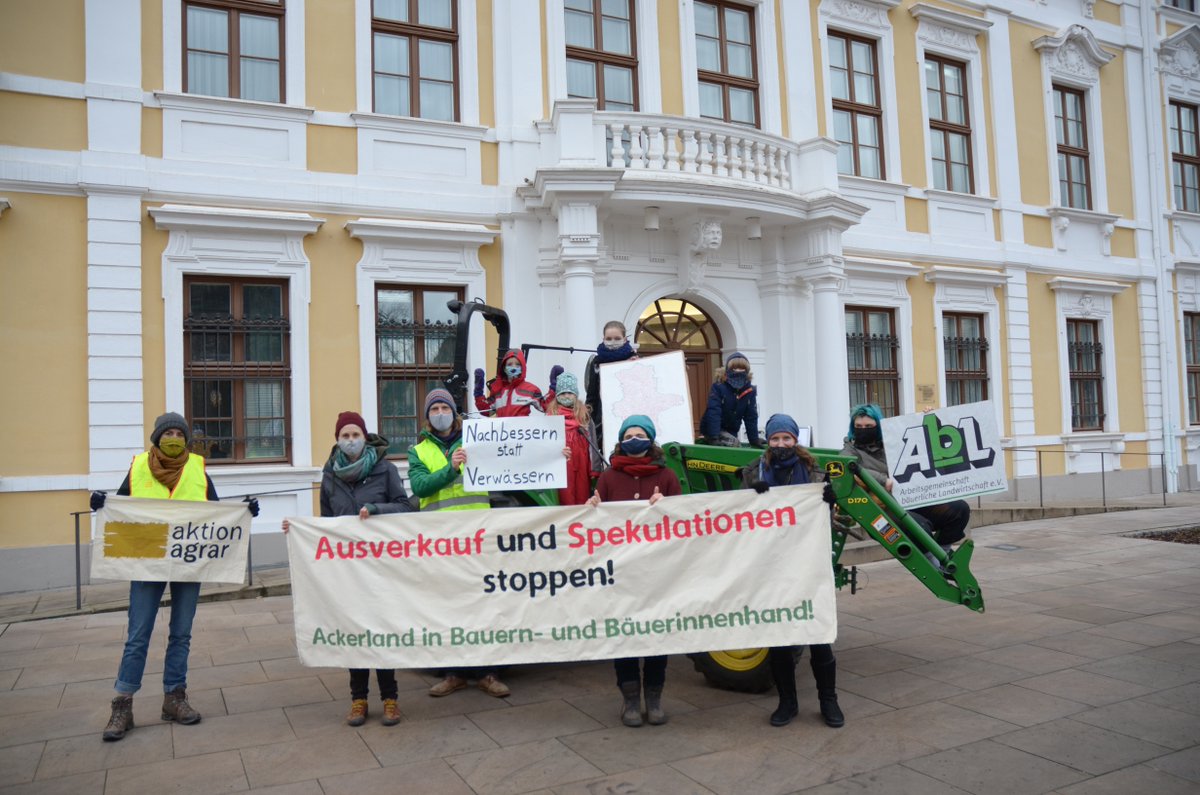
[1,0,1197,590]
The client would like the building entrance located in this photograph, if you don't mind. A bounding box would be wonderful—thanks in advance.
[634,298,723,435]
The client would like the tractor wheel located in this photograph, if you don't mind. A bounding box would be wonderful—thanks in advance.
[688,648,774,693]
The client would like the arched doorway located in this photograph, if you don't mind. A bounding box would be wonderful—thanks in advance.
[634,298,723,434]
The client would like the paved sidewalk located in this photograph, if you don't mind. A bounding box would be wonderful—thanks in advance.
[0,508,1198,794]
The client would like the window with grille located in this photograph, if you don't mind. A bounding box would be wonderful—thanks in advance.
[1067,318,1104,431]
[926,54,973,193]
[1171,102,1200,214]
[184,0,285,102]
[372,0,458,121]
[1053,85,1091,210]
[845,306,899,417]
[694,1,759,126]
[942,313,988,406]
[376,285,463,456]
[830,31,884,179]
[565,0,638,111]
[184,276,291,463]
[1186,312,1200,425]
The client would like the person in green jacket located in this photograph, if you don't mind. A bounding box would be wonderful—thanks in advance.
[407,388,511,698]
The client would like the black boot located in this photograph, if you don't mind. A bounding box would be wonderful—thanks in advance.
[811,657,845,728]
[768,647,799,727]
[103,695,134,741]
[618,680,643,727]
[644,685,667,725]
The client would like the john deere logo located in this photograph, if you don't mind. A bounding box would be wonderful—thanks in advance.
[892,413,995,483]
[825,462,844,477]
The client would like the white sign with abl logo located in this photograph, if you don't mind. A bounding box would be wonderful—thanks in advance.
[880,401,1007,509]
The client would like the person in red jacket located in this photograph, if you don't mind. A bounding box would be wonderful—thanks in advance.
[543,371,602,505]
[473,349,544,417]
[586,414,682,728]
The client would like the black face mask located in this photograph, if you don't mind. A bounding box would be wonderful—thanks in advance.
[769,448,799,467]
[853,426,880,446]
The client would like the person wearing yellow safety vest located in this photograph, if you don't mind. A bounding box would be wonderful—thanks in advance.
[407,388,511,699]
[89,412,259,742]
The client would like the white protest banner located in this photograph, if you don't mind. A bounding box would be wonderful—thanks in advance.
[881,400,1008,508]
[91,495,251,584]
[286,486,835,669]
[461,415,567,491]
[599,350,694,447]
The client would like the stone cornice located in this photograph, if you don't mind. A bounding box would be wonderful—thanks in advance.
[149,203,325,235]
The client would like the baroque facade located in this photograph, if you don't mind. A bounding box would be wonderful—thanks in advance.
[0,0,1197,590]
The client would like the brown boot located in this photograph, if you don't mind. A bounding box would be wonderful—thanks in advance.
[381,699,402,726]
[161,688,201,725]
[346,699,368,726]
[102,695,134,741]
[429,675,467,697]
[477,674,511,698]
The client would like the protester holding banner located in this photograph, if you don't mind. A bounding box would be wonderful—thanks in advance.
[474,349,544,417]
[586,414,682,727]
[90,412,258,742]
[841,404,969,563]
[305,410,414,726]
[409,389,513,699]
[740,413,845,729]
[586,320,637,448]
[700,352,763,447]
[543,371,603,505]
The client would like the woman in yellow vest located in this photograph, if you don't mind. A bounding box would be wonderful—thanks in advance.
[90,412,257,741]
[407,388,511,698]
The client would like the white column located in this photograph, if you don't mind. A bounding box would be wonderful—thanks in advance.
[1005,266,1037,479]
[811,275,849,449]
[985,8,1025,245]
[562,260,598,353]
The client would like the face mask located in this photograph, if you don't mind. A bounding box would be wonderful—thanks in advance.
[853,426,880,446]
[556,393,576,408]
[430,413,454,432]
[338,437,366,457]
[603,339,625,350]
[159,438,186,458]
[770,447,799,467]
[727,371,748,389]
[505,364,522,379]
[620,437,652,456]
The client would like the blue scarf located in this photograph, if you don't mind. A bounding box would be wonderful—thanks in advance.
[759,451,810,487]
[333,445,378,483]
[595,341,636,364]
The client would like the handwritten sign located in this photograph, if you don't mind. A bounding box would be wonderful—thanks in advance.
[286,485,835,668]
[599,350,694,447]
[462,415,567,491]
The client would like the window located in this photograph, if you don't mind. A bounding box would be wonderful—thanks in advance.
[1067,318,1104,431]
[846,306,899,417]
[1171,102,1200,214]
[926,55,972,193]
[565,0,637,111]
[1053,85,1091,209]
[184,0,285,102]
[829,31,883,179]
[184,276,290,463]
[376,285,462,456]
[1187,312,1200,425]
[694,1,759,126]
[1167,0,1197,11]
[372,0,458,121]
[942,313,988,406]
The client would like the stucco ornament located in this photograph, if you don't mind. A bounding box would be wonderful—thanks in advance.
[1162,42,1200,80]
[682,220,723,290]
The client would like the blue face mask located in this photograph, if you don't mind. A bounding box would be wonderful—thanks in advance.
[505,365,521,379]
[620,437,653,456]
[727,372,748,390]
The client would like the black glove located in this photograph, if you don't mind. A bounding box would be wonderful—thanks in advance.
[473,368,486,398]
[90,491,106,511]
[244,496,260,517]
[751,480,770,494]
[751,439,767,449]
[549,364,563,392]
[822,483,836,506]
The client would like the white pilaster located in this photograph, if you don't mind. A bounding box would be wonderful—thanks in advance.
[1004,266,1037,477]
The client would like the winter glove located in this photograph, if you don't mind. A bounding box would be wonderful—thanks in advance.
[751,439,767,449]
[822,483,836,506]
[473,368,486,398]
[751,480,770,494]
[549,365,564,392]
[244,496,260,517]
[90,491,106,511]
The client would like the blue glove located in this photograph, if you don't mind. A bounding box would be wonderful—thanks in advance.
[244,496,260,517]
[90,491,106,511]
[473,368,486,398]
[549,365,564,392]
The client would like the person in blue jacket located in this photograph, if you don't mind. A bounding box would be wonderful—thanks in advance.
[700,352,762,446]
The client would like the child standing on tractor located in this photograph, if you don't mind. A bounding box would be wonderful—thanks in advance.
[474,349,544,417]
[586,320,637,448]
[701,352,763,447]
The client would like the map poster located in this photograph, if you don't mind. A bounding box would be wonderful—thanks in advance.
[599,350,694,447]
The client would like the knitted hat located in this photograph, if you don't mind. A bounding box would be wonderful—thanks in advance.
[424,388,456,418]
[334,411,367,439]
[764,413,800,441]
[151,412,190,446]
[617,414,656,441]
[556,372,580,396]
[725,351,750,370]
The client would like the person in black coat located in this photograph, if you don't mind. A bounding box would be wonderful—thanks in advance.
[701,352,762,446]
[740,413,844,729]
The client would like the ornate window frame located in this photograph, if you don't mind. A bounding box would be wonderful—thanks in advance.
[839,256,921,416]
[546,0,661,115]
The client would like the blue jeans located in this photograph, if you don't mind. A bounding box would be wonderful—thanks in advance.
[114,581,201,695]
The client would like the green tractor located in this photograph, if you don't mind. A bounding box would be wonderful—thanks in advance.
[443,299,984,692]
